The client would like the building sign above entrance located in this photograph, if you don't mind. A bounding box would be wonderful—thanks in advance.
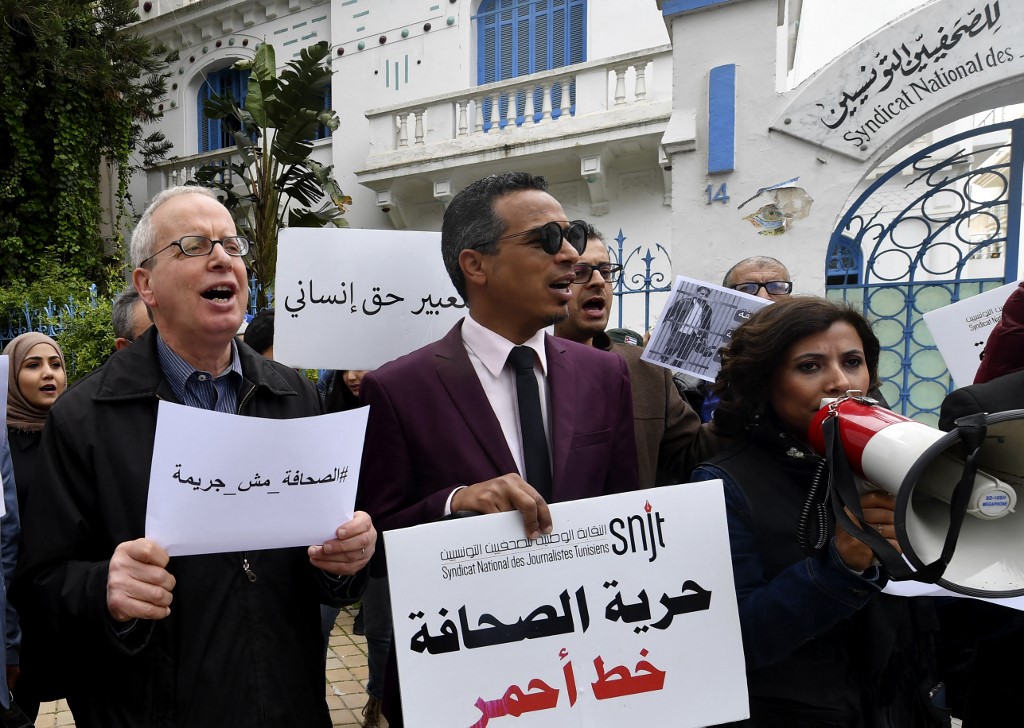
[772,1,1018,160]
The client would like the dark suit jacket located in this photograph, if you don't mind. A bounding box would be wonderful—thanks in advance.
[938,369,1024,431]
[591,331,702,487]
[356,321,640,726]
[935,368,1024,725]
[356,320,640,533]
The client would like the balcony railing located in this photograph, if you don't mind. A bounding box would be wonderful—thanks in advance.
[148,139,333,197]
[362,45,672,164]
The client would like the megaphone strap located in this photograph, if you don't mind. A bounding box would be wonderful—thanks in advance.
[935,414,989,569]
[823,416,919,581]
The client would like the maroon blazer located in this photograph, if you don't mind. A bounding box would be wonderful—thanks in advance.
[355,320,640,533]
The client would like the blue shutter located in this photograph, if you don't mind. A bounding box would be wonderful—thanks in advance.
[197,66,251,153]
[314,87,333,140]
[473,0,586,129]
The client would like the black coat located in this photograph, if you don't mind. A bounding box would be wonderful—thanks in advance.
[11,328,359,728]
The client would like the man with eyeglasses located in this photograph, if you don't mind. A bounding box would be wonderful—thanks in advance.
[722,256,793,300]
[553,222,704,487]
[671,256,793,422]
[13,186,376,728]
[355,172,639,727]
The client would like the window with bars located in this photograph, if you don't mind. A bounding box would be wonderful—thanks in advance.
[473,0,586,129]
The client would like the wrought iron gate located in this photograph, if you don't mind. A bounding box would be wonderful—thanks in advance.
[827,119,1023,425]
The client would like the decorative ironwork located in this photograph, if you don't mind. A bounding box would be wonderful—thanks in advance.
[608,228,673,333]
[827,120,1022,425]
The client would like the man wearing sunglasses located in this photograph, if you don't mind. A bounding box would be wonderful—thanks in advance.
[356,172,639,727]
[13,187,376,728]
[553,223,704,488]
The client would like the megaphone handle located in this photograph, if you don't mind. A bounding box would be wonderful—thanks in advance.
[823,417,917,580]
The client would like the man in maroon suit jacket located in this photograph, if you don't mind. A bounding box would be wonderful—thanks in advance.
[356,172,639,726]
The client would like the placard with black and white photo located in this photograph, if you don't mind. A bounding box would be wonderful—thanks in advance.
[642,276,770,383]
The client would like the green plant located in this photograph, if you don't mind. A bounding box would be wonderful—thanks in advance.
[192,40,351,310]
[54,298,116,383]
[0,0,174,290]
[0,273,120,382]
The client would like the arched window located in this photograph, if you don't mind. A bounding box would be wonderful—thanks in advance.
[474,0,586,127]
[825,235,863,287]
[198,67,333,152]
[197,66,250,154]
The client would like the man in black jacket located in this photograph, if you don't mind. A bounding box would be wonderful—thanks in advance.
[12,186,376,728]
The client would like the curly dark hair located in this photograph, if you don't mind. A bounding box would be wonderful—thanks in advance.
[712,297,880,437]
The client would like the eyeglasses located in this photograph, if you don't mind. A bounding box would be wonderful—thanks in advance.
[571,262,623,284]
[731,280,793,296]
[140,236,250,267]
[473,221,588,256]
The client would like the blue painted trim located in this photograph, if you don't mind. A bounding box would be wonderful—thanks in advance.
[1004,119,1024,283]
[661,0,729,18]
[707,64,735,174]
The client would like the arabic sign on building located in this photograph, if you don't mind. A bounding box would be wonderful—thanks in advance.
[274,228,466,370]
[773,1,1015,159]
[384,482,748,727]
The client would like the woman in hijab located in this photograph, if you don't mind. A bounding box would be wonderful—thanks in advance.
[3,331,67,721]
[4,332,67,511]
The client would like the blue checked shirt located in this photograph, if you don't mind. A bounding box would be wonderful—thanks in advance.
[156,334,244,413]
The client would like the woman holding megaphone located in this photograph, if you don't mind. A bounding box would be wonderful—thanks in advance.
[692,297,950,728]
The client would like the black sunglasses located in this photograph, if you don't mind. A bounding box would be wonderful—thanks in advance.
[473,221,588,256]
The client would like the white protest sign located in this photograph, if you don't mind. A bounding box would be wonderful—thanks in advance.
[0,355,7,516]
[384,482,748,728]
[642,275,770,383]
[274,228,466,370]
[922,281,1018,388]
[884,579,1024,612]
[145,400,367,555]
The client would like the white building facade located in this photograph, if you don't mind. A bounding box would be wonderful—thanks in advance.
[129,0,1024,419]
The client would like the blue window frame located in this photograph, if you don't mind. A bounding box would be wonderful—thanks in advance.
[313,87,333,141]
[474,0,586,127]
[197,66,251,154]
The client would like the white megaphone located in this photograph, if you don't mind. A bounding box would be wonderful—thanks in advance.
[807,394,1024,598]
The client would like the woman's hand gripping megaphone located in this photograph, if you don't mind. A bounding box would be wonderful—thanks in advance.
[835,490,902,572]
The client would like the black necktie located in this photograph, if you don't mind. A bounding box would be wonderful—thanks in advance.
[507,346,552,501]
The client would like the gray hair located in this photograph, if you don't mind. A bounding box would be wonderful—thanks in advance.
[440,172,549,299]
[130,186,220,269]
[722,255,790,287]
[112,288,143,341]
